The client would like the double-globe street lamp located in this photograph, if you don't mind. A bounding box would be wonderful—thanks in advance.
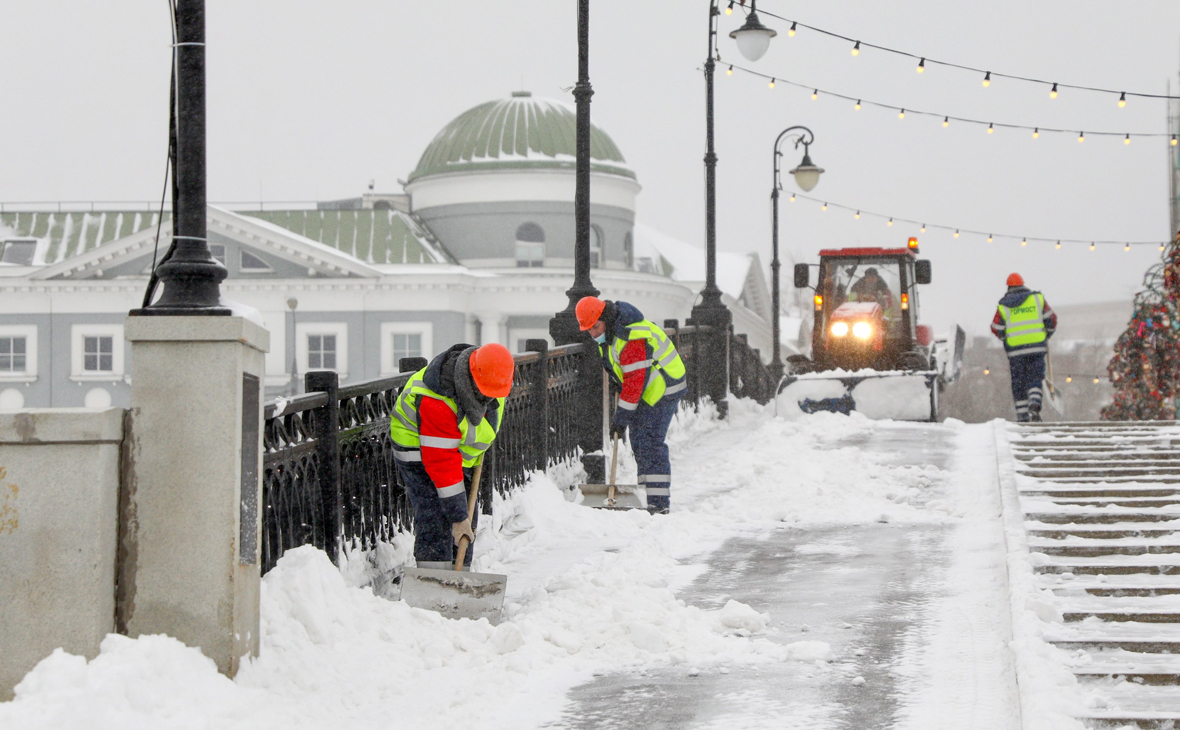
[691,0,778,410]
[770,127,823,383]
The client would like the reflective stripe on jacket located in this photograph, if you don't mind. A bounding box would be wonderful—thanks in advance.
[390,369,505,467]
[997,293,1048,354]
[602,320,687,408]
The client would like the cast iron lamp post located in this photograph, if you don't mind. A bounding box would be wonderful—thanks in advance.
[691,0,777,412]
[549,0,598,346]
[769,126,823,383]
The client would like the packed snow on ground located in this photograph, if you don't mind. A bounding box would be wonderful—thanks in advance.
[2,400,1009,729]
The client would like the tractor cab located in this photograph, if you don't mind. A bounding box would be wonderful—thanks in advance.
[795,242,933,372]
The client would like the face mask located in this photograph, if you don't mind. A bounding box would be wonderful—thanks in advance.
[593,332,607,344]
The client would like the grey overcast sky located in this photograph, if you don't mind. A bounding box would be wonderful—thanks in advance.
[3,1,1179,335]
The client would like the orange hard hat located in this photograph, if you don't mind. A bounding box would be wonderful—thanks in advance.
[1006,273,1024,287]
[469,343,514,398]
[576,296,606,331]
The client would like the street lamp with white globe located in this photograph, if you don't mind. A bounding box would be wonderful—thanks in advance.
[770,126,823,383]
[729,2,777,62]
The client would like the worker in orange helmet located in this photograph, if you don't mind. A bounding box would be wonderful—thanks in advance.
[991,273,1057,422]
[577,296,687,514]
[390,343,514,569]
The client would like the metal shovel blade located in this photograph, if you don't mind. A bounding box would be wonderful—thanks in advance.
[578,483,645,510]
[399,567,507,625]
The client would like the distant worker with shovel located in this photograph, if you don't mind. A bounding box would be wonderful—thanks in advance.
[991,273,1057,422]
[390,343,514,570]
[577,296,687,514]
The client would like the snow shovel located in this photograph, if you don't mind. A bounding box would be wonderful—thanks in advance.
[1042,349,1064,418]
[399,459,507,624]
[578,434,645,510]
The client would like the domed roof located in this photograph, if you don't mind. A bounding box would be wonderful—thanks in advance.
[408,92,635,182]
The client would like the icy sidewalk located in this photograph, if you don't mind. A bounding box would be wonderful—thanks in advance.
[1,403,1018,730]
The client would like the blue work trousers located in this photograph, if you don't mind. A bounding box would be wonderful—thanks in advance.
[1007,353,1046,421]
[629,393,683,512]
[396,460,477,569]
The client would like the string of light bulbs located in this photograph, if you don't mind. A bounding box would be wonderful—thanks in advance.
[726,1,1180,103]
[724,62,1177,144]
[786,191,1169,250]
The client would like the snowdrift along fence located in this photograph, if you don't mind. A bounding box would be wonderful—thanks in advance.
[260,325,772,574]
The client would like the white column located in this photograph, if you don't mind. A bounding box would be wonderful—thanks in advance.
[121,316,268,677]
[477,313,507,346]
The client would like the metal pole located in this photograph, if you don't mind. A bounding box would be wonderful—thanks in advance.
[549,0,599,346]
[769,126,816,383]
[133,0,228,315]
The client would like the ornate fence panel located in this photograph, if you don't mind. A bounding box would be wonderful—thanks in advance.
[261,392,329,572]
[728,332,776,404]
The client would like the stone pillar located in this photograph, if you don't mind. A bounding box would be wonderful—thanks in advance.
[478,313,507,346]
[120,317,268,677]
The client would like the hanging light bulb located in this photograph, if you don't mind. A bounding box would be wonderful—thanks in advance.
[1078,131,1085,143]
[887,218,894,227]
[1090,242,1096,251]
[898,109,905,120]
[789,193,796,202]
[942,117,949,127]
[1021,238,1027,247]
[854,211,860,219]
[725,1,734,14]
[1172,135,1178,146]
[953,230,960,238]
[851,41,861,56]
[1119,92,1127,108]
[788,21,797,36]
[727,65,733,76]
[1049,83,1058,99]
[987,123,994,134]
[1066,375,1072,383]
[1032,128,1039,139]
[1055,240,1062,250]
[821,202,828,211]
[811,89,818,100]
[1125,243,1131,251]
[987,234,994,242]
[769,78,776,89]
[917,58,925,73]
[920,224,927,232]
[1125,134,1131,145]
[982,71,991,87]
[1093,376,1100,384]
[984,368,991,375]
[854,99,861,110]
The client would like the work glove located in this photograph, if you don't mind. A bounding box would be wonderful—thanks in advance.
[451,518,475,547]
[609,408,633,441]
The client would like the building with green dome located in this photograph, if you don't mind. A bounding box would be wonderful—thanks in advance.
[0,93,777,409]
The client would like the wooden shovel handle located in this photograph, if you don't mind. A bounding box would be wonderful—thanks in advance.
[607,435,619,503]
[454,459,483,572]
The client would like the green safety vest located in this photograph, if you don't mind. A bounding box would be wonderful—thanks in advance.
[389,369,505,467]
[998,293,1047,348]
[602,320,687,406]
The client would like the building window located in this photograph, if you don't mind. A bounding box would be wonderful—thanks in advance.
[83,336,114,372]
[307,334,336,370]
[240,249,273,272]
[70,324,124,381]
[1,239,37,266]
[624,231,634,268]
[0,337,26,372]
[515,222,545,268]
[380,322,433,375]
[209,243,227,265]
[590,225,604,268]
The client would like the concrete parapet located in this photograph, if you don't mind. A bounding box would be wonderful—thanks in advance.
[0,407,124,700]
[121,315,268,677]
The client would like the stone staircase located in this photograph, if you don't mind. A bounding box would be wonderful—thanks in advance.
[1008,421,1180,729]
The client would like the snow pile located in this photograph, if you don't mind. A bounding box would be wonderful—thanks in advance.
[2,398,964,729]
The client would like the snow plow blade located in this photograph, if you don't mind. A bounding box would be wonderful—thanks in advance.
[779,371,939,422]
[400,567,507,625]
[578,482,645,510]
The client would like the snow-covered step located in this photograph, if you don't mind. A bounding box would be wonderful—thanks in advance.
[1071,682,1180,725]
[1028,523,1180,539]
[1022,487,1180,498]
[1026,511,1180,525]
[1041,498,1180,509]
[1016,454,1180,464]
[1044,620,1180,643]
[1038,574,1180,593]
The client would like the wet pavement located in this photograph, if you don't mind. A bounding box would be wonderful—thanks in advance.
[545,424,957,730]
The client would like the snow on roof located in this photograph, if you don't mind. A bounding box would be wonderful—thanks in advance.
[240,209,452,265]
[632,222,754,300]
[0,210,162,265]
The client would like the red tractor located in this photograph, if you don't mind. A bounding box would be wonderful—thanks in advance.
[784,239,963,421]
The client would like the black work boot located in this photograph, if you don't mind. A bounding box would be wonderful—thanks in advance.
[1029,402,1042,422]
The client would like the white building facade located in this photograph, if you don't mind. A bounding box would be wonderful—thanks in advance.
[0,93,775,409]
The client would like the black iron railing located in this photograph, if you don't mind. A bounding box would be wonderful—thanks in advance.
[260,324,771,573]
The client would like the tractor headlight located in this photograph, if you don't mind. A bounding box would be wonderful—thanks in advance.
[852,321,873,339]
[830,321,850,337]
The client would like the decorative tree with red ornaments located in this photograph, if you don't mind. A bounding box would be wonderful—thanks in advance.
[1102,236,1180,420]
